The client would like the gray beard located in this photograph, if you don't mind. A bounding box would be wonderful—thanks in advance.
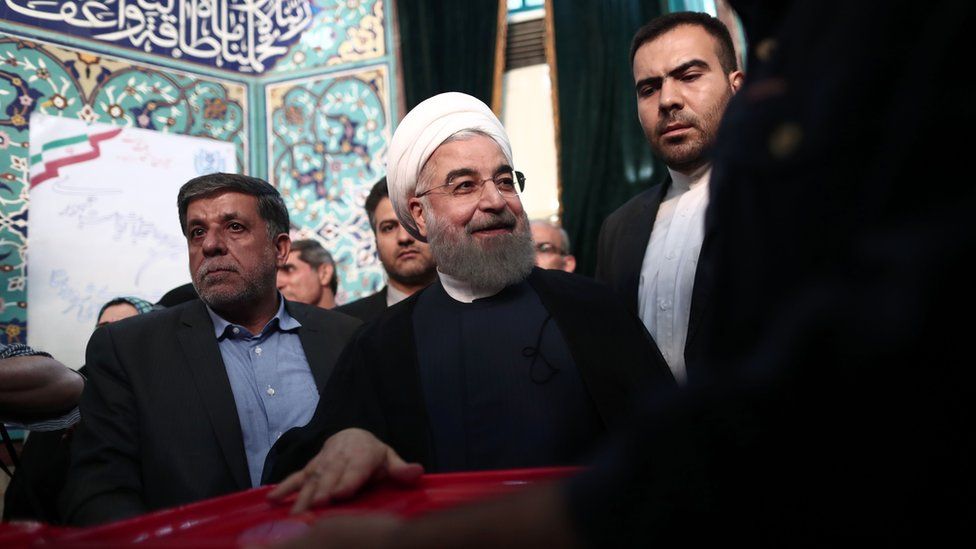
[195,277,268,313]
[193,256,277,315]
[426,208,535,293]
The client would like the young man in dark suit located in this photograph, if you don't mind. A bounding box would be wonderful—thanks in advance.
[337,177,436,323]
[596,12,742,384]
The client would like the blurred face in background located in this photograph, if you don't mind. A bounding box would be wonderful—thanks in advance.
[96,303,139,327]
[277,251,332,306]
[530,222,576,273]
[372,197,436,289]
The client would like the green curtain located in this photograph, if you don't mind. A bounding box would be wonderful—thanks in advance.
[397,0,501,111]
[553,0,667,275]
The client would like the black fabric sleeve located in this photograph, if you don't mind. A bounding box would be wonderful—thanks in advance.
[60,327,147,525]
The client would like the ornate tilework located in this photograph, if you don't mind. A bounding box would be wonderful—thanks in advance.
[270,0,385,73]
[266,64,389,303]
[0,37,248,344]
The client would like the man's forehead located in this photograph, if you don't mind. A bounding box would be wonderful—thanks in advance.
[375,197,397,220]
[427,135,508,174]
[531,223,558,241]
[633,24,720,75]
[286,250,309,263]
[186,190,259,218]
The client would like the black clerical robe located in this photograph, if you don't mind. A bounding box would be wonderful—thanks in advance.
[267,268,673,481]
[412,278,604,471]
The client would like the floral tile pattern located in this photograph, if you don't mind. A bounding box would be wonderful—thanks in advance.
[270,0,385,73]
[266,65,389,303]
[0,38,247,344]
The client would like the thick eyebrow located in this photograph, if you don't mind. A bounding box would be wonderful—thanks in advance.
[493,164,514,177]
[186,212,245,230]
[444,164,514,183]
[444,168,478,184]
[635,59,710,92]
[218,212,244,224]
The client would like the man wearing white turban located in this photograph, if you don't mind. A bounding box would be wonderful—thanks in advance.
[265,93,674,512]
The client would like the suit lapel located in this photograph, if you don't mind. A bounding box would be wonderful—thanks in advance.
[176,301,250,490]
[287,301,339,392]
[620,178,671,312]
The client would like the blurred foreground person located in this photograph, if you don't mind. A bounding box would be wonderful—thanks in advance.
[0,344,82,428]
[3,296,152,522]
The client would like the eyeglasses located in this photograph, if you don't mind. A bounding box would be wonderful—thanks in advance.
[534,242,564,256]
[416,170,526,201]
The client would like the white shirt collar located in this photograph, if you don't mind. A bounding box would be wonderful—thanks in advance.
[437,269,505,303]
[385,284,410,307]
[667,164,712,194]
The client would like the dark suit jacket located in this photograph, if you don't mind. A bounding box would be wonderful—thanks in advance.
[335,287,388,323]
[61,299,360,526]
[595,177,713,378]
[267,268,674,481]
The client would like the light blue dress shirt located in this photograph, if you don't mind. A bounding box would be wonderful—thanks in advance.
[206,298,319,487]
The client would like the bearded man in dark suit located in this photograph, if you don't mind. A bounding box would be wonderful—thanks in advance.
[596,12,743,384]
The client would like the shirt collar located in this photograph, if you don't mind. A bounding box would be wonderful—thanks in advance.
[667,164,712,194]
[206,294,302,339]
[386,284,410,307]
[437,270,505,304]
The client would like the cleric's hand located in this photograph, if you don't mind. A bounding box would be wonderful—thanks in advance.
[267,428,424,514]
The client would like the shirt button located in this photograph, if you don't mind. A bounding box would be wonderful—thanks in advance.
[659,299,672,311]
[232,327,240,335]
[255,347,262,355]
[266,386,275,396]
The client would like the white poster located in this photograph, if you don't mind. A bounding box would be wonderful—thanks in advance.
[26,113,237,368]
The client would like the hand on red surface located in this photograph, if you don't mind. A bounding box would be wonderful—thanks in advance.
[267,428,424,514]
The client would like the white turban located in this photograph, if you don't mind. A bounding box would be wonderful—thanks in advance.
[386,92,513,241]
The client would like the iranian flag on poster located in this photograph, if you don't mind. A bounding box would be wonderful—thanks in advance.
[26,113,236,368]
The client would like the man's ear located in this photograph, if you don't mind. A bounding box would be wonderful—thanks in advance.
[729,70,745,93]
[317,262,334,287]
[408,197,429,239]
[563,254,577,273]
[274,234,291,267]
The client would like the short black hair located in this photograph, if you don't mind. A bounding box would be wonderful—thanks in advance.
[177,173,289,239]
[364,177,389,231]
[630,11,738,74]
[290,239,338,295]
